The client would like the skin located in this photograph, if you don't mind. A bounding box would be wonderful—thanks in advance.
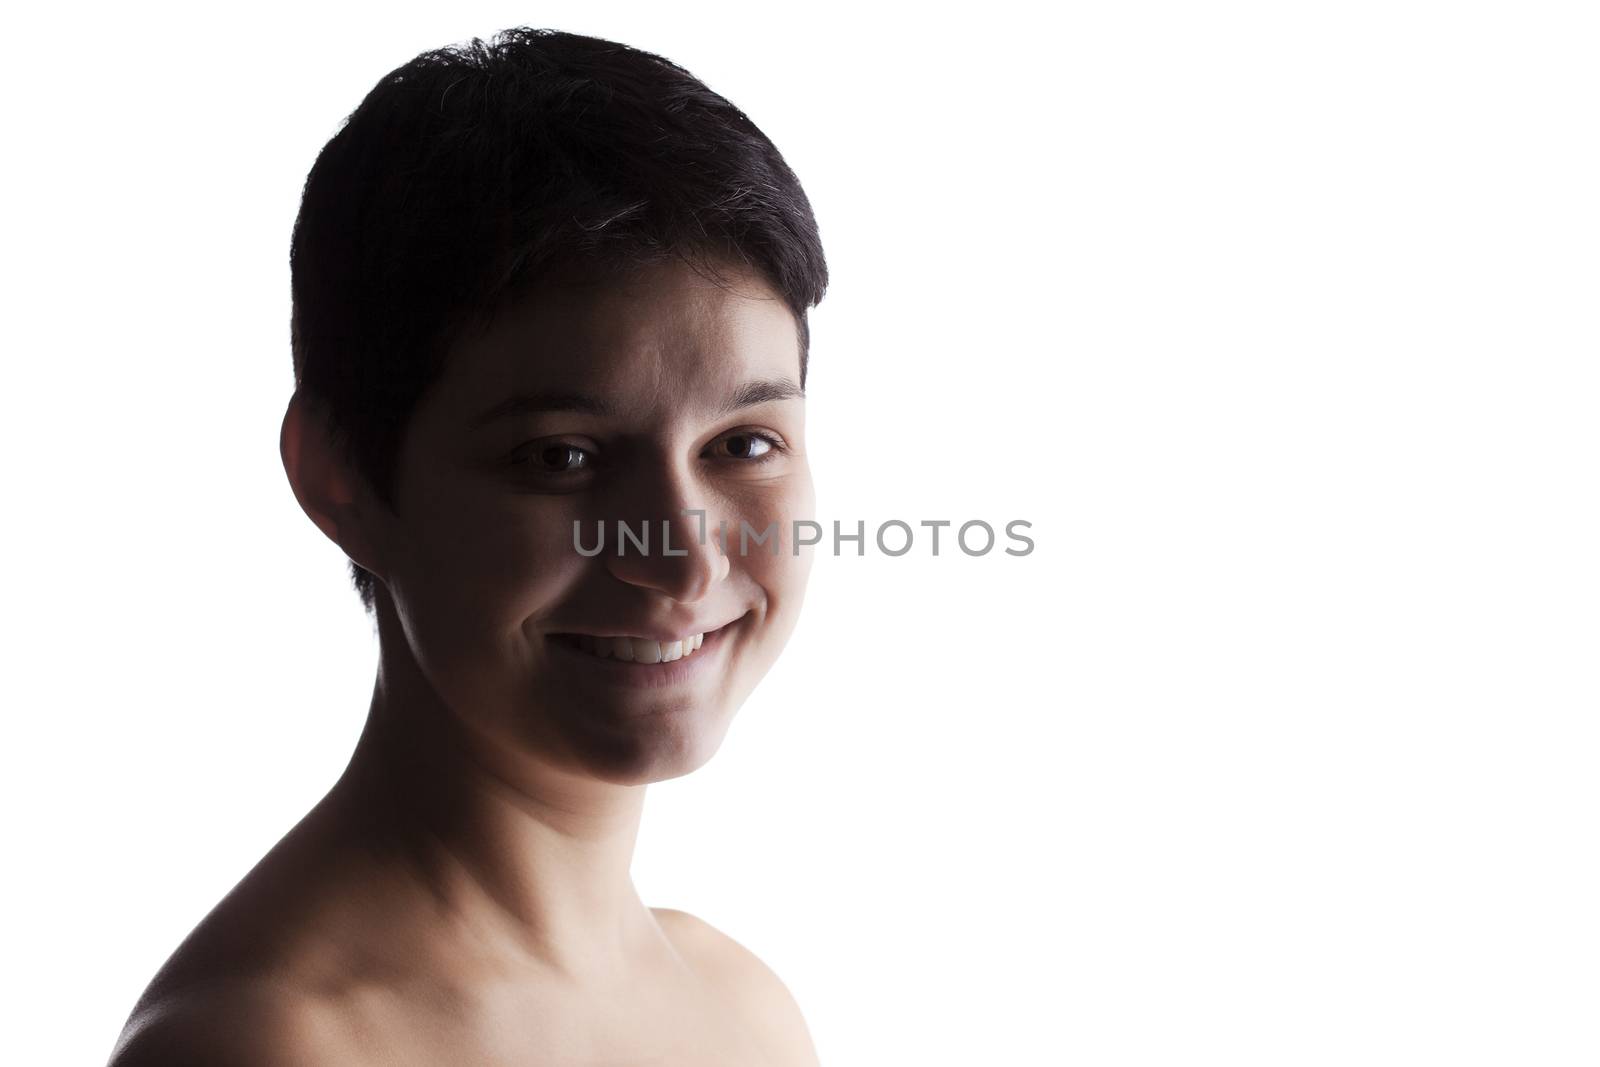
[108,256,821,1066]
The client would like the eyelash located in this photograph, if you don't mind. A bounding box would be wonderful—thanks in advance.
[512,430,787,476]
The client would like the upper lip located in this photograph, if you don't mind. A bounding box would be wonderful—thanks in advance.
[549,614,743,644]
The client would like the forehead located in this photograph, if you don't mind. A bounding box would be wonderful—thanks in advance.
[425,258,802,426]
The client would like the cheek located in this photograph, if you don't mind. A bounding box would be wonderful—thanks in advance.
[388,475,589,718]
[725,474,816,644]
[718,461,814,548]
[411,490,580,623]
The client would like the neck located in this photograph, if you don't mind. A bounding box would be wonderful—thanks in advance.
[328,596,664,981]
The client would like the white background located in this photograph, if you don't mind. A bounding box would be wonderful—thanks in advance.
[4,2,1597,1064]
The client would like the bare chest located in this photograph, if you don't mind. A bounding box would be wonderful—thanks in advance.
[336,974,793,1066]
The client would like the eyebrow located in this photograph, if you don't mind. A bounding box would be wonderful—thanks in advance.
[470,377,804,428]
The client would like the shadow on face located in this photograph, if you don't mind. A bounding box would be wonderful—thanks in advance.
[371,257,817,785]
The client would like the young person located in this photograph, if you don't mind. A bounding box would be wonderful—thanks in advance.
[110,27,828,1065]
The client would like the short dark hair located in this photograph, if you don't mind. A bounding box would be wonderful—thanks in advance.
[289,27,829,614]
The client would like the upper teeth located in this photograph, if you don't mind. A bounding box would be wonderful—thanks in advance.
[575,633,705,664]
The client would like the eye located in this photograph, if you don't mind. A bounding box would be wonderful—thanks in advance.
[512,440,594,474]
[707,431,782,462]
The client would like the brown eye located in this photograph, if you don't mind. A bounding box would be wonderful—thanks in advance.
[525,443,591,472]
[712,432,776,460]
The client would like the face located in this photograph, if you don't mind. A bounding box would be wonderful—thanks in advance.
[369,257,815,786]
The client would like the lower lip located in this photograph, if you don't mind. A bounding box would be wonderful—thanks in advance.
[547,622,735,690]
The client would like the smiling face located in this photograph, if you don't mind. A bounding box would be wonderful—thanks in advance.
[368,257,815,786]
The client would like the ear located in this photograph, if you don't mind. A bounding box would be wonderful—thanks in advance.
[279,391,389,581]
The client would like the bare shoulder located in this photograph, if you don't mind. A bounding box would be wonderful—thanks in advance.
[652,906,799,997]
[652,907,820,1066]
[107,981,356,1067]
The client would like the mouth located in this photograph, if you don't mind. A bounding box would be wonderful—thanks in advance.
[545,615,743,688]
[549,630,710,664]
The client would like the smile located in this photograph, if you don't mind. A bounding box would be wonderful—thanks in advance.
[561,632,707,664]
[546,616,741,677]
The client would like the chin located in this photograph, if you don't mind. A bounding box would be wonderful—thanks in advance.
[521,686,741,786]
[575,706,739,786]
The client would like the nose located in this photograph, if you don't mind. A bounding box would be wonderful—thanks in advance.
[602,464,729,602]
